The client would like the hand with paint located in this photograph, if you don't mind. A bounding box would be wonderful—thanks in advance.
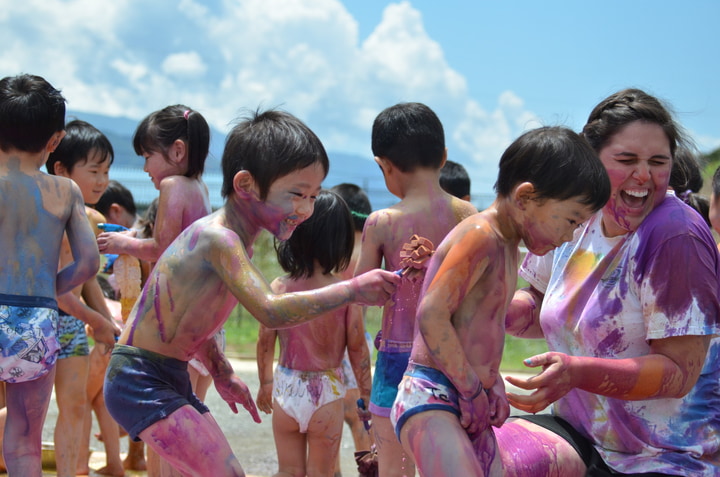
[350,269,401,306]
[356,398,371,431]
[213,372,262,423]
[505,351,574,414]
[487,374,510,428]
[458,384,490,440]
[97,228,137,254]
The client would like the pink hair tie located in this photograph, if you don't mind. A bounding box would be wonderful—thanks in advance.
[183,110,190,120]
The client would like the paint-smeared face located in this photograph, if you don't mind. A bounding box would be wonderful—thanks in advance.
[598,121,672,237]
[66,149,111,206]
[523,197,596,256]
[260,162,325,240]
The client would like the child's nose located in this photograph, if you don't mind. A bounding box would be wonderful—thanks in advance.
[296,198,314,220]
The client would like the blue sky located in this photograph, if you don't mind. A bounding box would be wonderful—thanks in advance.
[1,0,718,197]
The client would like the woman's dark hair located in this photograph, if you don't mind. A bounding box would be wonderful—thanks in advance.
[582,88,689,158]
[275,190,354,279]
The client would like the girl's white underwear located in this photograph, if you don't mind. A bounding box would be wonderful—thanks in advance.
[273,364,346,433]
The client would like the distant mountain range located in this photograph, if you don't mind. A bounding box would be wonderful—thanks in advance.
[67,110,491,211]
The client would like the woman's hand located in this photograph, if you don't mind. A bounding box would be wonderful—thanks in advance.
[505,352,575,414]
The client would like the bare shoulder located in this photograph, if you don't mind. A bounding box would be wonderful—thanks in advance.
[85,207,105,233]
[452,196,479,220]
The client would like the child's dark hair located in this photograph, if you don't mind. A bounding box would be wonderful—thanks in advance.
[371,102,445,172]
[275,190,354,279]
[494,126,610,212]
[133,104,210,178]
[95,180,137,218]
[46,119,114,175]
[0,74,66,153]
[330,183,372,232]
[221,109,329,199]
[439,160,471,199]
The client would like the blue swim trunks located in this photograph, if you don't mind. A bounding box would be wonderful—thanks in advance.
[0,293,60,383]
[390,363,462,440]
[104,344,210,441]
[369,350,411,417]
[57,311,89,359]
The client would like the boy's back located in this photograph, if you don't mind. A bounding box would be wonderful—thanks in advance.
[0,157,89,298]
[360,191,476,342]
[354,101,477,477]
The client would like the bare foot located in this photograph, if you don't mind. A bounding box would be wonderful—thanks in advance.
[123,454,147,472]
[91,465,125,477]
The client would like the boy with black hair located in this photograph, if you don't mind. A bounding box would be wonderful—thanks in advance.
[0,74,100,476]
[354,102,478,476]
[103,109,399,476]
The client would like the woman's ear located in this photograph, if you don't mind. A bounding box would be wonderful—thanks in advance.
[233,170,258,200]
[513,182,536,210]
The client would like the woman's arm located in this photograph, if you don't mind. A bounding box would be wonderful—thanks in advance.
[507,334,711,413]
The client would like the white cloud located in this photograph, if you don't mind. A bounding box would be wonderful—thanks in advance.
[162,51,207,77]
[0,0,542,194]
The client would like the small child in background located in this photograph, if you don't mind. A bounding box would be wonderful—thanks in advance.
[96,104,211,265]
[390,126,611,475]
[256,190,373,477]
[354,102,478,477]
[439,159,471,201]
[94,179,138,230]
[81,180,145,475]
[670,146,710,227]
[0,73,99,477]
[330,182,375,472]
[46,119,122,477]
[102,108,399,476]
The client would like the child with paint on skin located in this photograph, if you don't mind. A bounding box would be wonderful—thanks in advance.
[0,74,100,477]
[330,182,375,474]
[80,180,145,476]
[103,108,400,477]
[256,189,373,477]
[96,105,214,476]
[389,126,611,476]
[354,102,478,477]
[46,119,123,477]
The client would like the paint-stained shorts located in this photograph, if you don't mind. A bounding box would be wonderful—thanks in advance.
[0,293,60,383]
[369,350,411,417]
[390,363,461,440]
[273,365,346,433]
[104,344,210,441]
[57,311,90,359]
